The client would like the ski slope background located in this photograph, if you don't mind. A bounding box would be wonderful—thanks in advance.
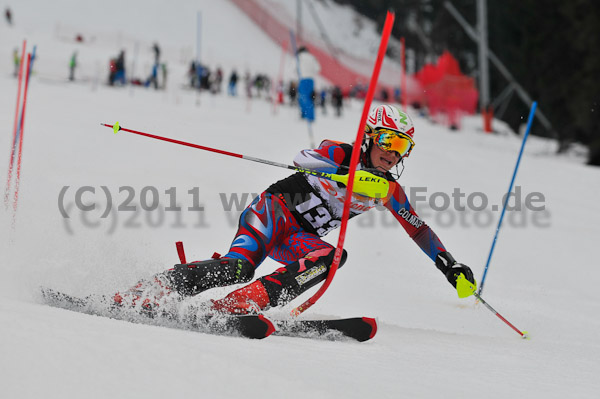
[1,1,599,398]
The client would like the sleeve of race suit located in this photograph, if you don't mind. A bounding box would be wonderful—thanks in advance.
[383,181,447,262]
[293,140,352,174]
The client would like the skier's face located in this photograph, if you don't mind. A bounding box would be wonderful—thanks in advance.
[369,143,401,172]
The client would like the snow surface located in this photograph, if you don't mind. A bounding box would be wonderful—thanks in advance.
[1,1,599,398]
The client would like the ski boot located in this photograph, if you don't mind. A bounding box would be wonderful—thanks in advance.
[113,254,255,316]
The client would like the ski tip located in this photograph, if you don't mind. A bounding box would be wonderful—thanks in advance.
[362,317,378,340]
[259,314,276,338]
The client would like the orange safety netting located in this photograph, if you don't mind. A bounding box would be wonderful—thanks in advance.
[415,51,478,128]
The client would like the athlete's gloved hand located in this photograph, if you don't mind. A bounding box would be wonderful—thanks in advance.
[435,251,475,288]
[360,168,387,178]
[335,167,386,179]
[334,168,347,188]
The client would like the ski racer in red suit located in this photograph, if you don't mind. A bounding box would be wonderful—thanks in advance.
[114,105,476,314]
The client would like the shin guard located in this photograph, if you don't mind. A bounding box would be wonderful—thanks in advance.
[259,248,348,307]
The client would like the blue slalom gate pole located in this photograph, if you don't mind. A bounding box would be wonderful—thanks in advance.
[478,101,538,295]
[289,29,315,148]
[289,29,301,79]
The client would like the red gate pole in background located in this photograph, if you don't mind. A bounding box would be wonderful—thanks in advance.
[272,39,289,115]
[401,37,407,111]
[12,52,33,219]
[4,40,26,208]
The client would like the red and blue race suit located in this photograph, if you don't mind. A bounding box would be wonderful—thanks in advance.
[223,140,446,268]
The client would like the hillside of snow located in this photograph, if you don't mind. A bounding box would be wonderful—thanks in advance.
[1,1,599,398]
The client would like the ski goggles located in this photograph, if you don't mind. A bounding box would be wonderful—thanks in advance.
[371,128,415,158]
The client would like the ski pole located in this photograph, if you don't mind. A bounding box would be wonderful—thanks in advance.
[101,122,390,199]
[473,291,529,339]
[479,102,537,295]
[456,274,528,339]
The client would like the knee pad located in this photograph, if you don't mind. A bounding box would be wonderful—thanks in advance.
[170,258,254,297]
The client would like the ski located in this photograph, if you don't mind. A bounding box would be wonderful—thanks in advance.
[40,286,87,308]
[39,287,275,340]
[39,287,376,342]
[273,317,377,342]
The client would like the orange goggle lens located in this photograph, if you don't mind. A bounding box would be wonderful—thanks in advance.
[373,129,415,158]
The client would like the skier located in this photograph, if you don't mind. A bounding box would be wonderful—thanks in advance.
[113,104,475,315]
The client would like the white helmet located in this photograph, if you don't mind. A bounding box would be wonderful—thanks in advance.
[365,104,415,138]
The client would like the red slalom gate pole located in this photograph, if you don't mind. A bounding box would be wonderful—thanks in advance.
[175,241,187,264]
[4,39,27,208]
[12,53,32,216]
[272,39,288,115]
[291,10,396,316]
[400,37,407,111]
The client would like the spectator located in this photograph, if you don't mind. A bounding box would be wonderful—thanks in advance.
[69,51,77,81]
[319,89,327,115]
[161,63,168,90]
[152,42,161,64]
[214,67,223,93]
[5,7,12,26]
[276,80,285,104]
[381,89,389,101]
[288,81,298,105]
[108,50,126,86]
[13,48,19,77]
[189,61,198,88]
[228,69,238,96]
[244,71,252,98]
[331,85,343,117]
[146,63,159,89]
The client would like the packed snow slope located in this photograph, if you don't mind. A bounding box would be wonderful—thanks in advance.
[1,1,599,398]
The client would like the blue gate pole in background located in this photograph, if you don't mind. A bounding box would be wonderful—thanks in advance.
[478,101,538,295]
